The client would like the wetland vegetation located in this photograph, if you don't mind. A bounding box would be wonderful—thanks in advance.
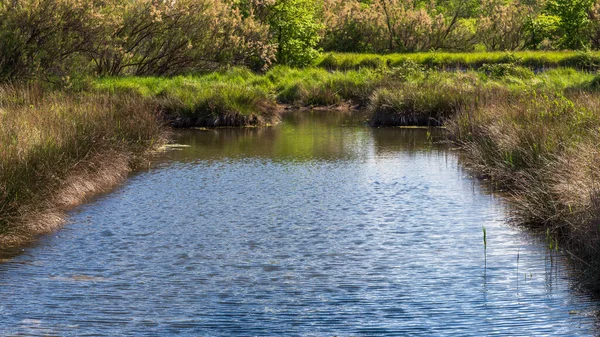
[3,0,600,290]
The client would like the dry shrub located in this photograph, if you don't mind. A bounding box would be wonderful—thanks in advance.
[321,0,464,53]
[477,0,532,51]
[91,0,276,75]
[319,0,541,53]
[0,0,94,81]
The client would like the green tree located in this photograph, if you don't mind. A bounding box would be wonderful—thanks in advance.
[547,0,594,49]
[269,0,322,67]
[524,14,560,50]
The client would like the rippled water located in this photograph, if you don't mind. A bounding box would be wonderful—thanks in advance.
[1,111,599,336]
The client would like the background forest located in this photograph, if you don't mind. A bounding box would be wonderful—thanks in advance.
[2,0,600,82]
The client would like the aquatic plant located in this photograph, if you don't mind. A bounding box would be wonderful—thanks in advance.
[483,226,487,268]
[483,226,487,249]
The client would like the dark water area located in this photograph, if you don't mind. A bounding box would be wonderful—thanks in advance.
[0,111,598,336]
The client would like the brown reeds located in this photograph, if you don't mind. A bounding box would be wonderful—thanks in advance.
[0,85,166,246]
[448,89,600,289]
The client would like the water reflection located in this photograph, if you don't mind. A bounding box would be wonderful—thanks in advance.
[163,110,444,164]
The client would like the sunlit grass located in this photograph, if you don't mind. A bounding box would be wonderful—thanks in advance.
[0,85,165,244]
[94,69,278,127]
[316,51,600,71]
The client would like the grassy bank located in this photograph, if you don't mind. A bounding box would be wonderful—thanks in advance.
[92,66,383,122]
[93,69,280,127]
[316,51,600,72]
[0,85,165,246]
[366,66,593,126]
[446,88,600,288]
[92,63,596,128]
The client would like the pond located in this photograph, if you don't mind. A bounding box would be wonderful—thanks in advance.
[0,110,598,336]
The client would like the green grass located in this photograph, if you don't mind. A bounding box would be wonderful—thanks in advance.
[267,66,381,106]
[93,68,278,127]
[316,51,600,71]
[94,66,382,116]
[92,63,598,130]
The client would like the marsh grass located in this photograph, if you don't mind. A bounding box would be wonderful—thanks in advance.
[368,82,480,127]
[483,226,487,268]
[0,85,165,246]
[447,87,600,289]
[369,70,502,126]
[268,66,381,106]
[367,67,598,126]
[316,51,600,72]
[92,63,598,129]
[94,69,279,127]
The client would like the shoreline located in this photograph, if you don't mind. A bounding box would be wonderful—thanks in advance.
[0,146,167,249]
[0,89,167,249]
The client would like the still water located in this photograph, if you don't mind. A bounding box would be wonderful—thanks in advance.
[0,111,598,336]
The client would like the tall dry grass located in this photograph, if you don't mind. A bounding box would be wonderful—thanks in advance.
[0,85,165,246]
[447,89,600,288]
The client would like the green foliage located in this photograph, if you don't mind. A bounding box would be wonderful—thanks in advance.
[269,0,322,67]
[546,0,595,49]
[479,63,535,79]
[524,14,560,50]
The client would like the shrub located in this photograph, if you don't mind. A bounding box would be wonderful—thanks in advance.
[269,0,322,67]
[479,63,535,79]
[0,0,277,81]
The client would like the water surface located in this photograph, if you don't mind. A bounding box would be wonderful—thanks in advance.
[0,111,598,336]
